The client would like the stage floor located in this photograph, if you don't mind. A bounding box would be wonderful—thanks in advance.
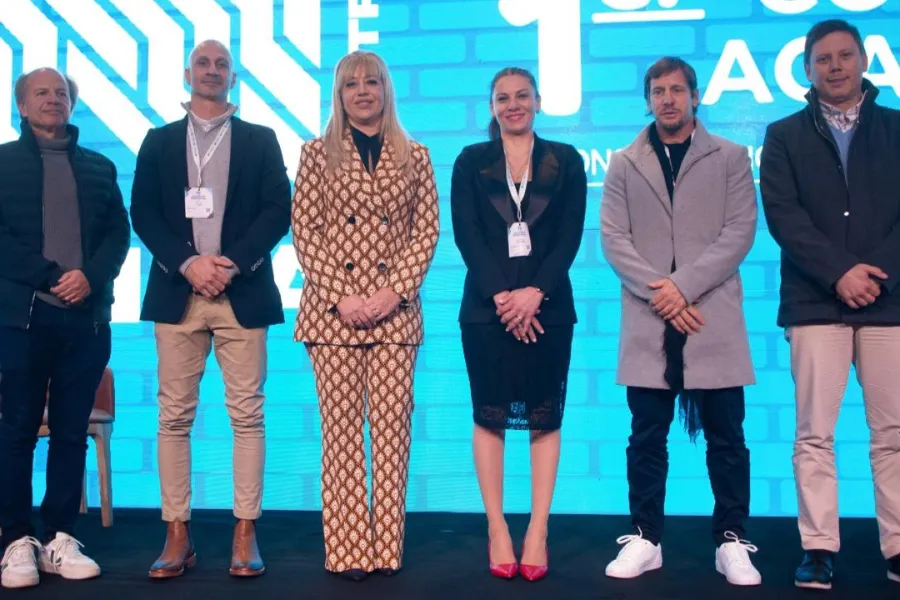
[17,509,898,599]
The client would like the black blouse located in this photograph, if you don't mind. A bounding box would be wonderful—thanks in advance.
[350,125,383,174]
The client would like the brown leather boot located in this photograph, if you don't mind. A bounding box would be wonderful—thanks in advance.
[230,519,265,577]
[148,521,196,579]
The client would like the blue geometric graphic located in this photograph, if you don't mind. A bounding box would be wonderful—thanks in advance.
[1,0,898,517]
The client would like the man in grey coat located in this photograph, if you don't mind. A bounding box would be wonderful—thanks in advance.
[600,57,760,586]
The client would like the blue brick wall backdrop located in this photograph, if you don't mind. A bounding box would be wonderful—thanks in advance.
[2,0,898,517]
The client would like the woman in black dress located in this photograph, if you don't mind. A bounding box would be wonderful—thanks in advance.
[450,67,587,582]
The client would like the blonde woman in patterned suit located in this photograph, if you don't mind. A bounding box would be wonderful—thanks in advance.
[290,51,439,581]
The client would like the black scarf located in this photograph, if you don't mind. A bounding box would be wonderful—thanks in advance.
[648,125,704,442]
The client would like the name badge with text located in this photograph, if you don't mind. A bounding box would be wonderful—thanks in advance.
[185,187,213,219]
[508,221,532,257]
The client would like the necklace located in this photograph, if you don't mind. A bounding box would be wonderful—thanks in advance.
[505,150,531,182]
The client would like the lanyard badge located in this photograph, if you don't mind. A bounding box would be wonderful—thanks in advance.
[504,139,534,258]
[184,119,230,219]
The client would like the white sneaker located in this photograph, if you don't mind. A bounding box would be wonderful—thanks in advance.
[1,536,41,589]
[715,531,762,586]
[605,530,663,579]
[39,533,101,580]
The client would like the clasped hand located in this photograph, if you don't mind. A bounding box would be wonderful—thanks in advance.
[185,256,235,297]
[337,288,402,329]
[649,278,705,335]
[495,287,545,344]
[835,263,887,309]
[51,270,91,305]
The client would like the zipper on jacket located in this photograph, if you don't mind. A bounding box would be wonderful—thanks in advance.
[27,153,46,330]
[811,108,852,225]
[27,188,43,329]
[26,292,36,329]
[811,110,848,191]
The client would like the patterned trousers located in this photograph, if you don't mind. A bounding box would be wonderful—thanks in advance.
[307,343,418,573]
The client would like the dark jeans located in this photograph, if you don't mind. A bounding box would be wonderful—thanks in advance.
[0,300,111,550]
[626,386,750,546]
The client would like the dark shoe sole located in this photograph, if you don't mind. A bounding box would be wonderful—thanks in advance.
[888,571,900,583]
[795,579,832,590]
[331,569,370,582]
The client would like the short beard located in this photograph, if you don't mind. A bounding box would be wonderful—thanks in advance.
[659,115,690,134]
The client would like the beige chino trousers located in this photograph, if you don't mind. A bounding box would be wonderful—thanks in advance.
[788,324,900,559]
[155,295,267,522]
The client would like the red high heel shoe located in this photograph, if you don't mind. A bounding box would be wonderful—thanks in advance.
[488,542,519,579]
[520,543,549,582]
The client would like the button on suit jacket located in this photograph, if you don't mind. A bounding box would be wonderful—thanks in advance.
[291,130,439,345]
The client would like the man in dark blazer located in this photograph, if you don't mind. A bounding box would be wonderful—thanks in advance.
[130,40,290,580]
[0,68,130,589]
[761,19,900,590]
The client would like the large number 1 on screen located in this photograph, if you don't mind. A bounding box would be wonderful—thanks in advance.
[498,0,582,117]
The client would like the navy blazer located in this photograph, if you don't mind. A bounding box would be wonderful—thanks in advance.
[130,116,291,328]
[450,135,587,325]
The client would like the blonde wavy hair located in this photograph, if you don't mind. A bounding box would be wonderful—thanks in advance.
[323,51,412,175]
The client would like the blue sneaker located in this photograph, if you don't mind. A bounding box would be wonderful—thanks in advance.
[794,550,834,590]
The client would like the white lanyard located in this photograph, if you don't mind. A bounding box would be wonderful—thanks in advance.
[187,119,230,188]
[504,139,534,222]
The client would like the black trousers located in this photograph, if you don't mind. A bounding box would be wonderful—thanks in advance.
[0,300,111,550]
[625,386,750,546]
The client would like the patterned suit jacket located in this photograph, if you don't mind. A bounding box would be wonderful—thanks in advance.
[291,129,439,345]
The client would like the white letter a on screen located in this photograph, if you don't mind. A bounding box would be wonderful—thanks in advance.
[703,40,774,105]
[865,35,900,97]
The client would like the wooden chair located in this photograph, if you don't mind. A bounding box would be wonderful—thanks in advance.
[37,367,115,527]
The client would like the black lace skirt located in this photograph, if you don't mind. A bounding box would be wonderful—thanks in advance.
[460,323,574,431]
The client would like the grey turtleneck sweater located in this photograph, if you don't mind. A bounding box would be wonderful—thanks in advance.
[179,102,239,278]
[36,135,82,308]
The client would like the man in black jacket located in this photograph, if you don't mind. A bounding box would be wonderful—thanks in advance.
[130,40,290,580]
[761,19,900,590]
[0,68,130,589]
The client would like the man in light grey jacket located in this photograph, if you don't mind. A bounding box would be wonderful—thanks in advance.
[600,57,759,586]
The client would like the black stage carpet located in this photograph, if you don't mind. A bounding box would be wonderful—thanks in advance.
[17,509,898,599]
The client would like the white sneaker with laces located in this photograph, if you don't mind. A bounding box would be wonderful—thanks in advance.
[1,536,41,589]
[715,531,762,586]
[39,533,101,580]
[605,529,663,579]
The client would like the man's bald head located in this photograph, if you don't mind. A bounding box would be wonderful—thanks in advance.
[188,40,233,68]
[185,40,235,103]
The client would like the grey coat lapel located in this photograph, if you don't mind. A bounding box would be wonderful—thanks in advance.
[674,120,719,192]
[623,128,672,216]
